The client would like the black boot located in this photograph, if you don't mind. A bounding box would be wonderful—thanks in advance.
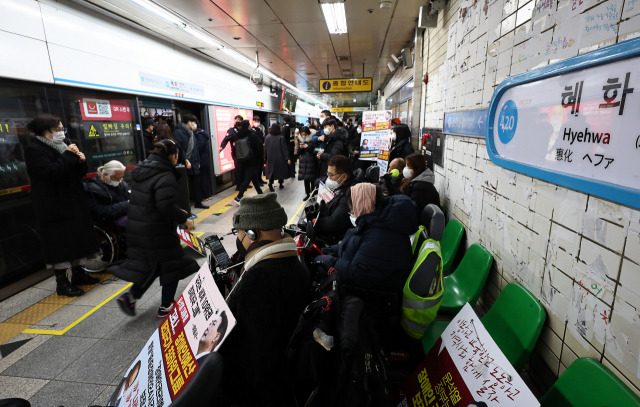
[71,266,100,285]
[54,269,83,297]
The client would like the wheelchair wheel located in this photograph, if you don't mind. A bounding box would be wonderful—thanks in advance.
[83,225,118,273]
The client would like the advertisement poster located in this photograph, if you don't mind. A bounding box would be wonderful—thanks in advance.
[213,107,253,174]
[108,264,236,407]
[317,181,335,203]
[176,226,206,257]
[79,98,136,139]
[397,304,539,407]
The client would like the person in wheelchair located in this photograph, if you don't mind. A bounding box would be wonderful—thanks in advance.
[312,154,358,245]
[219,193,310,406]
[84,160,131,229]
[314,183,418,322]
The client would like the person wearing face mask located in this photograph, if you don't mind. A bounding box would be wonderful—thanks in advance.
[316,118,348,184]
[112,139,199,318]
[400,153,440,215]
[84,160,131,228]
[220,193,310,406]
[388,124,415,162]
[220,115,245,192]
[25,114,100,296]
[296,126,318,201]
[313,155,357,245]
[173,113,208,209]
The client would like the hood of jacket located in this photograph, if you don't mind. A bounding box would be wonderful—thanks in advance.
[131,153,178,183]
[355,194,418,236]
[411,168,435,184]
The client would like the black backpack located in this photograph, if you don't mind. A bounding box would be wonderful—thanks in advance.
[234,135,254,162]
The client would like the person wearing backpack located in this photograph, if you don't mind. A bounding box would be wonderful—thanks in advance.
[233,120,263,205]
[264,123,291,192]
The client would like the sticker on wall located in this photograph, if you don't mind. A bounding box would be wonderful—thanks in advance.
[486,37,640,210]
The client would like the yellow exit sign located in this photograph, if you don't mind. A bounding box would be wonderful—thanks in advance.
[320,78,372,93]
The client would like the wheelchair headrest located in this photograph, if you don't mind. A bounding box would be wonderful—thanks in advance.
[365,166,380,183]
[421,204,445,241]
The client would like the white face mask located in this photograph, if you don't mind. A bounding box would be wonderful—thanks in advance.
[190,123,197,131]
[349,213,357,227]
[356,127,362,134]
[325,174,343,190]
[403,167,413,179]
[107,179,121,187]
[52,131,66,144]
[390,132,396,142]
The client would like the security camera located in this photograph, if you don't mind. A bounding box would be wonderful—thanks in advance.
[367,8,374,13]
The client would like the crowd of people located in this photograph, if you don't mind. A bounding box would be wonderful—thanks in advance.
[24,109,441,406]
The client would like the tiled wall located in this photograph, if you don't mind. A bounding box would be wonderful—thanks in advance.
[418,0,640,397]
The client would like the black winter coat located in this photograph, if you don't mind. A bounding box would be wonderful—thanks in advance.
[314,175,357,245]
[173,123,200,175]
[194,128,212,169]
[264,134,290,180]
[297,137,318,182]
[24,139,99,264]
[109,153,198,286]
[403,169,440,215]
[319,194,418,295]
[318,128,348,180]
[388,139,415,162]
[220,244,310,405]
[83,177,131,223]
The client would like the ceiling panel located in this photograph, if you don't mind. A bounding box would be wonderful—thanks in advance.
[212,0,280,25]
[203,25,259,48]
[265,0,325,24]
[284,21,331,45]
[299,44,336,61]
[330,35,350,58]
[235,45,281,64]
[393,0,429,18]
[387,18,417,45]
[158,0,237,27]
[268,45,309,61]
[243,24,297,47]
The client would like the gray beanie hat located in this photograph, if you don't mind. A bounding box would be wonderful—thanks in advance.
[232,193,288,231]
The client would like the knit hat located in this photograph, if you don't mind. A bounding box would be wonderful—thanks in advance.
[233,193,288,231]
[143,118,154,128]
[350,183,377,218]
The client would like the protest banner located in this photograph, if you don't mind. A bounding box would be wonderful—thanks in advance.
[108,264,236,407]
[360,110,392,161]
[397,303,539,407]
[317,181,335,203]
[176,226,206,257]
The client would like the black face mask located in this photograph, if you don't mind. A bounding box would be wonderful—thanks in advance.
[235,237,247,261]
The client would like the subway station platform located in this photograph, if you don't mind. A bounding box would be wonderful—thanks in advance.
[0,179,307,406]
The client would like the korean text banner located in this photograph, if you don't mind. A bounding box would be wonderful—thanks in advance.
[486,38,640,209]
[362,110,392,133]
[397,303,539,407]
[320,78,372,93]
[108,264,236,407]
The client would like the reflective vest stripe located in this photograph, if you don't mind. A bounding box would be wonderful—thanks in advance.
[401,317,434,332]
[402,295,443,310]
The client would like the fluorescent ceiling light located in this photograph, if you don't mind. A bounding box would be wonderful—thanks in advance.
[183,27,223,49]
[321,3,347,34]
[129,0,183,26]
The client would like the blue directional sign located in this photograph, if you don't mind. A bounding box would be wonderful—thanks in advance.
[443,109,488,138]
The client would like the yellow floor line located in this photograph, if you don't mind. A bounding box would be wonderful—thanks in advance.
[194,192,240,225]
[22,282,132,336]
[288,200,306,225]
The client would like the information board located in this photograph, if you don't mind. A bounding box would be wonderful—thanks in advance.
[486,37,640,209]
[397,304,539,407]
[320,77,373,93]
[211,106,253,175]
[443,109,488,138]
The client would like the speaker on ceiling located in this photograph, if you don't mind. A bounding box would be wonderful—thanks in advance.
[418,5,438,28]
[401,48,413,69]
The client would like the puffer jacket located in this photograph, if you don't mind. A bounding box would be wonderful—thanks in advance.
[318,128,348,180]
[109,153,198,286]
[326,194,418,294]
[297,134,318,182]
[404,169,439,215]
[83,176,131,223]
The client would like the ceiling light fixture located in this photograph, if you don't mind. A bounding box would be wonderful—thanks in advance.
[320,2,348,34]
[129,0,183,26]
[183,27,223,49]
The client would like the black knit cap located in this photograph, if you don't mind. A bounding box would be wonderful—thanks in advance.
[232,193,288,231]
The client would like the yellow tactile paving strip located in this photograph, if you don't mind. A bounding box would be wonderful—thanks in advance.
[0,323,31,344]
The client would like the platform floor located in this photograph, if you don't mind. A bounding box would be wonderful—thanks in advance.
[0,176,308,406]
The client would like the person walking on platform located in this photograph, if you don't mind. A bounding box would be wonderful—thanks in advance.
[220,115,243,190]
[111,139,199,318]
[25,114,100,297]
[282,115,296,178]
[400,153,440,215]
[264,123,290,192]
[173,113,208,209]
[233,120,264,205]
[220,193,310,406]
[194,119,214,199]
[296,126,318,201]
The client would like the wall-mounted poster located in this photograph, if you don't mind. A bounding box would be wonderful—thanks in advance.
[210,106,253,175]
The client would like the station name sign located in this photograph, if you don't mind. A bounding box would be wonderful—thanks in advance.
[320,77,372,93]
[486,37,640,210]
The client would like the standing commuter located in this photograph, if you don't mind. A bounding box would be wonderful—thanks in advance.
[173,113,208,209]
[220,115,243,190]
[264,123,290,192]
[251,117,267,185]
[25,114,100,297]
[388,124,415,162]
[194,120,214,200]
[296,127,317,201]
[282,115,296,178]
[233,120,264,205]
[112,139,199,318]
[142,118,155,156]
[316,118,348,184]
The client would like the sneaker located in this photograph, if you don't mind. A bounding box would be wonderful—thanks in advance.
[194,202,210,209]
[303,194,309,201]
[268,184,275,192]
[157,302,175,318]
[279,184,285,190]
[117,292,136,316]
[233,197,241,205]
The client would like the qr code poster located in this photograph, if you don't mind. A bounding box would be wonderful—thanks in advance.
[108,264,235,407]
[80,98,133,121]
[397,304,539,407]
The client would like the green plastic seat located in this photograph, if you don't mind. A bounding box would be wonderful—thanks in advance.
[421,282,546,371]
[441,219,464,272]
[540,357,640,407]
[439,243,493,313]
